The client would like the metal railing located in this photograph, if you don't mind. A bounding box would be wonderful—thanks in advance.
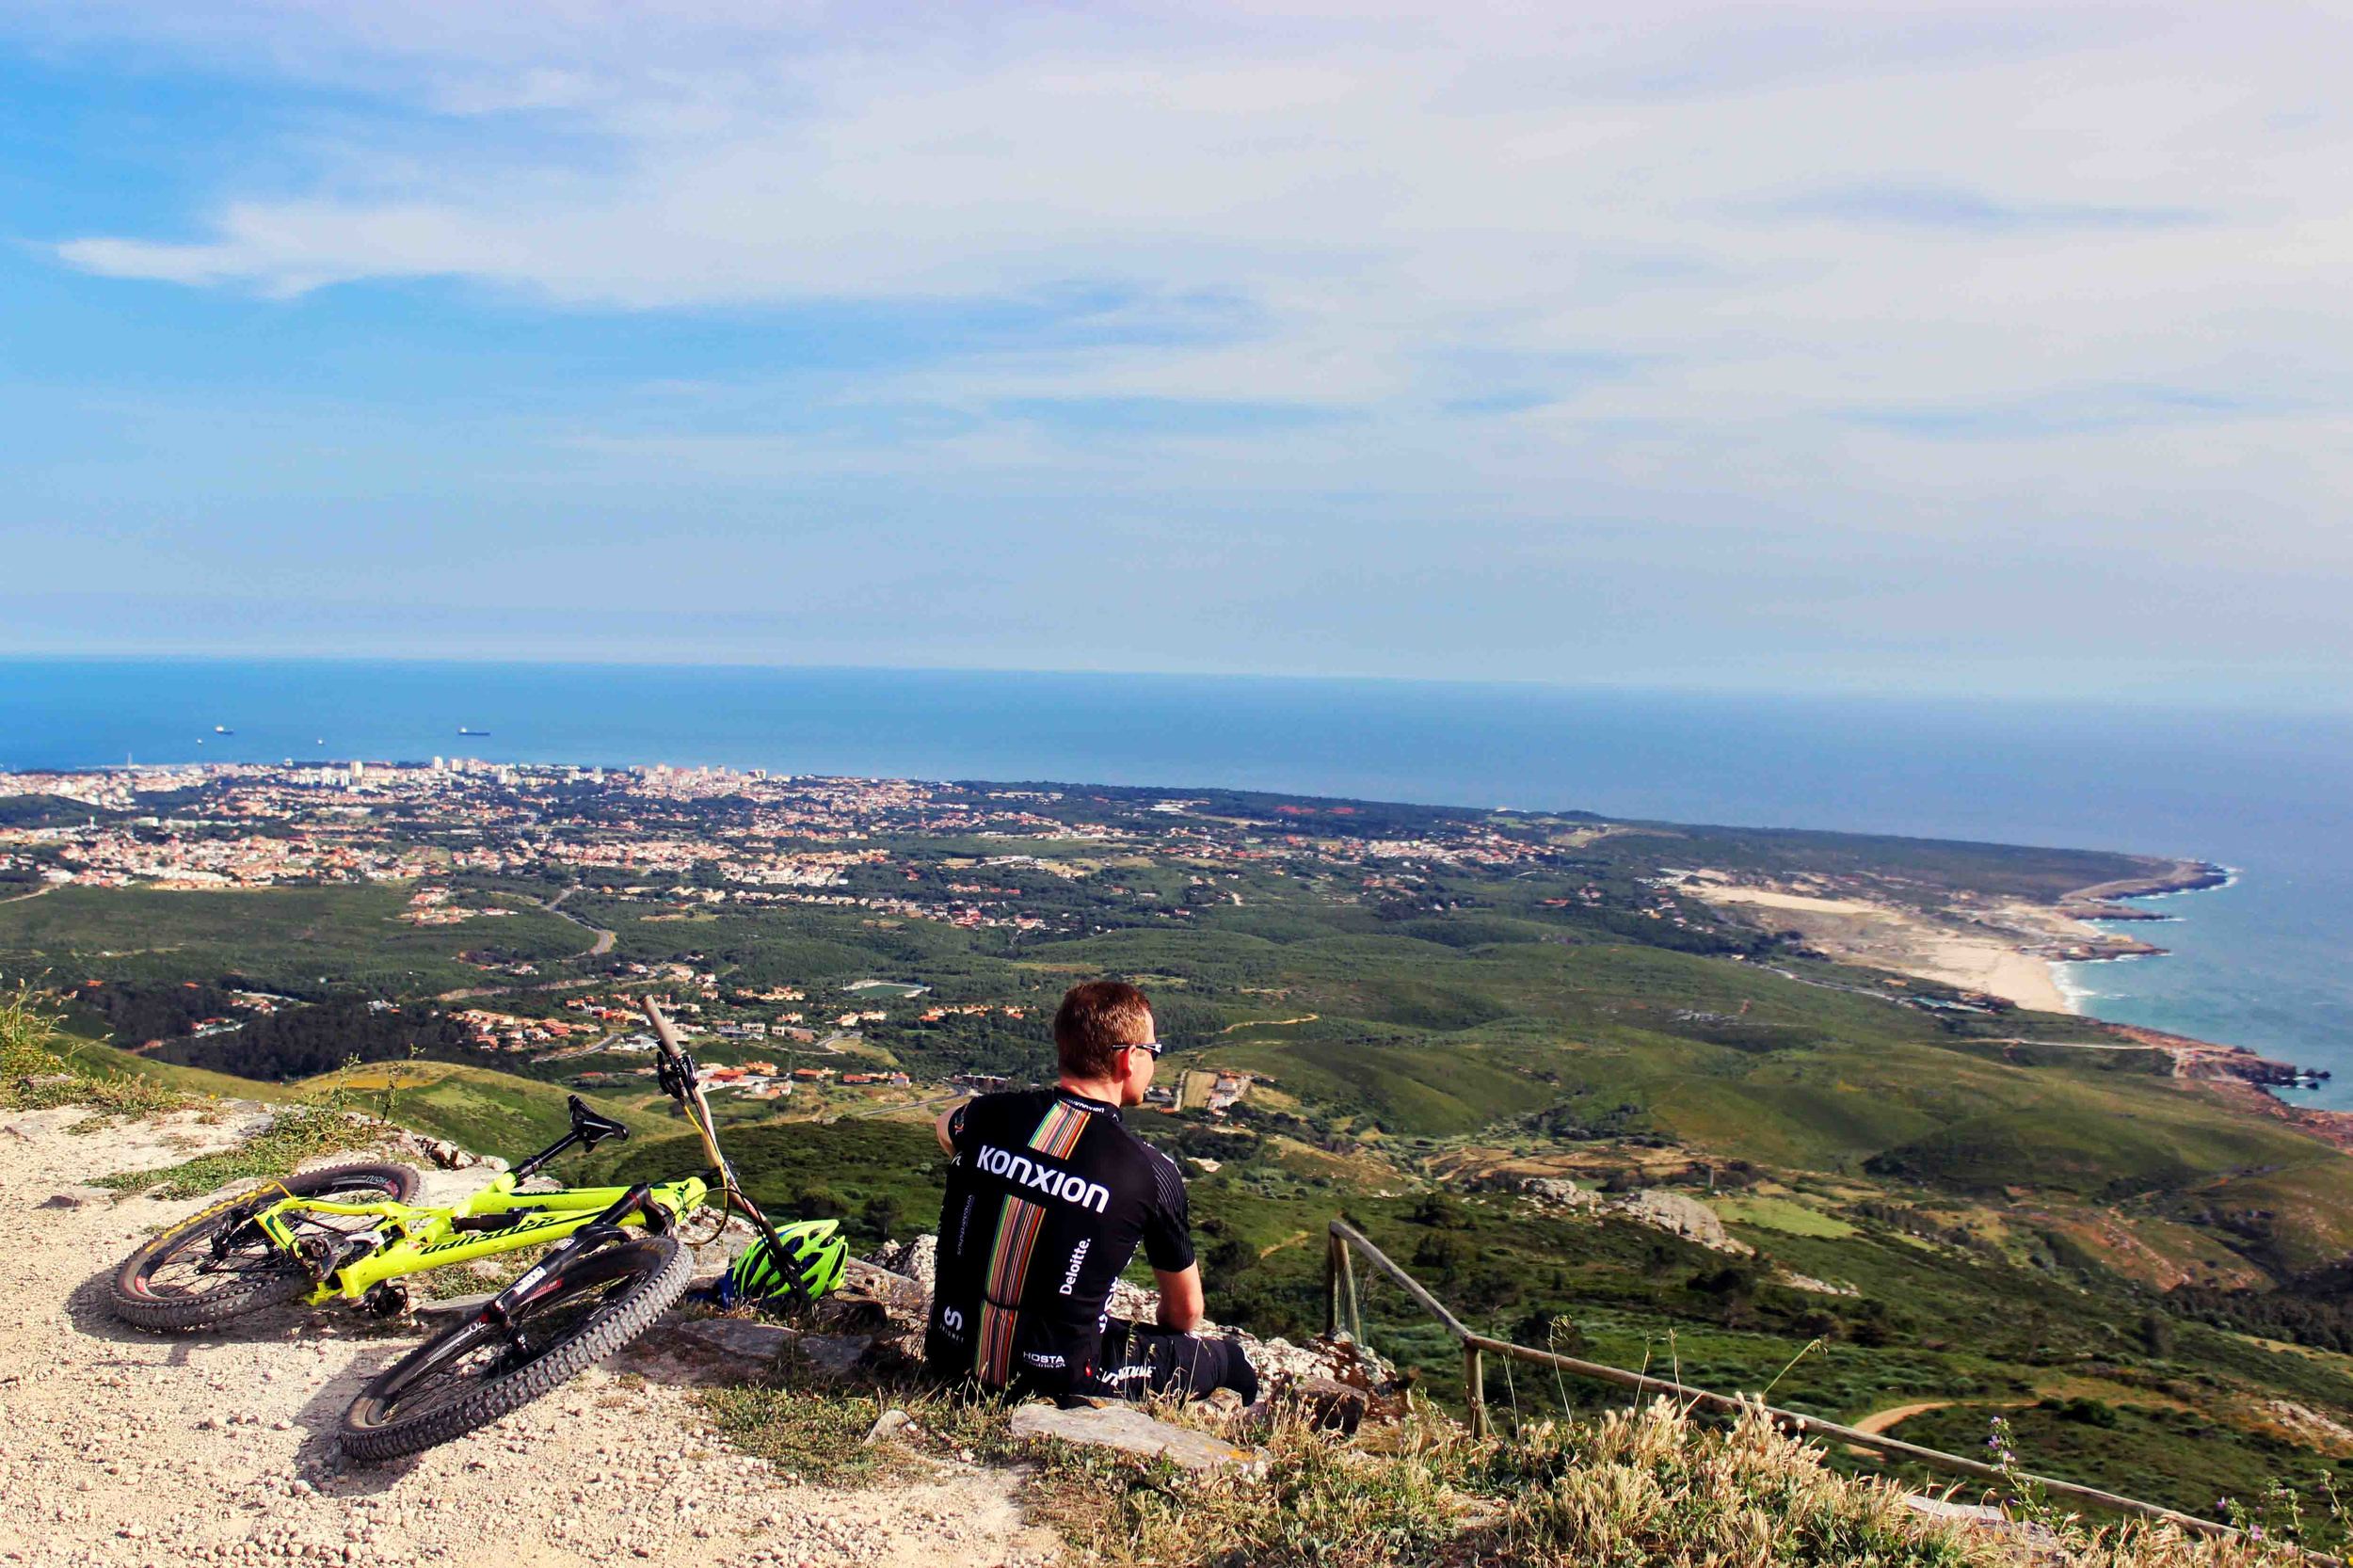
[1323,1217,2242,1543]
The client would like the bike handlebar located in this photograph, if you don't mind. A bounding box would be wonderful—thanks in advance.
[637,995,800,1281]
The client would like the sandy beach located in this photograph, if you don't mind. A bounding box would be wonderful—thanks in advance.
[1684,882,2078,1013]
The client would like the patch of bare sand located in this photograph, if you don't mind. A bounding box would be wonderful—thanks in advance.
[1685,881,2074,1013]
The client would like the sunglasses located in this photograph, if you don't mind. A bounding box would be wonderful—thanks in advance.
[1128,1040,1164,1059]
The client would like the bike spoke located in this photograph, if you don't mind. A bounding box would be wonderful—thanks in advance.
[135,1176,402,1303]
[372,1274,631,1425]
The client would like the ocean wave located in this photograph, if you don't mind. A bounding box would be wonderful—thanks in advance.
[2053,966,2105,1011]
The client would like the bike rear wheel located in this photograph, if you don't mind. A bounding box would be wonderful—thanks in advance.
[339,1235,691,1462]
[109,1161,421,1333]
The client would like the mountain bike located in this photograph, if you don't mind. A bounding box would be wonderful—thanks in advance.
[108,998,844,1460]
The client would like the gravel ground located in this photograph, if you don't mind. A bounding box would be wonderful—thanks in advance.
[0,1108,1057,1568]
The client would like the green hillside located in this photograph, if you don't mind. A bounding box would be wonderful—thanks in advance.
[0,884,591,998]
[286,1059,672,1160]
[574,1116,944,1240]
[44,1029,303,1104]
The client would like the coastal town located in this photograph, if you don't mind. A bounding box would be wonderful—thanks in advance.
[7,759,1545,1115]
[0,758,1577,943]
[3,757,2284,1126]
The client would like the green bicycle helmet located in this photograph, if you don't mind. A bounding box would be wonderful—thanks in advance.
[718,1219,847,1310]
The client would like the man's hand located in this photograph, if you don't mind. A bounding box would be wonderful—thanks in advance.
[1153,1263,1205,1334]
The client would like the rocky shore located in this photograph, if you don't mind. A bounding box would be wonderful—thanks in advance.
[2098,1022,2331,1094]
[2056,859,2233,922]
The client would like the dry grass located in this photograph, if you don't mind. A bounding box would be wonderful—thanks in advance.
[1050,1395,2329,1567]
[700,1378,1019,1488]
[704,1377,2333,1568]
[1029,1395,2002,1568]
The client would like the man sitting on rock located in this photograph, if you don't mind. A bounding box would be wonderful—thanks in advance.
[925,980,1258,1406]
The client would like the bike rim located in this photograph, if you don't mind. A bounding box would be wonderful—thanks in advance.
[359,1253,646,1428]
[134,1174,403,1302]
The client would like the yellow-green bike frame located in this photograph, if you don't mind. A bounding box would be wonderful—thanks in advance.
[251,1172,710,1306]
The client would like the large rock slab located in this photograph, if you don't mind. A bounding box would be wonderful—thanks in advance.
[1008,1403,1266,1472]
[605,1316,790,1384]
[1612,1189,1752,1255]
[601,1316,881,1386]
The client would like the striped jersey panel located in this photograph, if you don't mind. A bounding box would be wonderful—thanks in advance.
[974,1099,1093,1385]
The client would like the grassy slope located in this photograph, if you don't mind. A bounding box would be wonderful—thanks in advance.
[51,1031,304,1103]
[1886,1399,2330,1519]
[0,883,591,996]
[572,1115,944,1233]
[283,1059,674,1157]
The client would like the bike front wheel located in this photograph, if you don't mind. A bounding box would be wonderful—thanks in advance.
[109,1160,422,1333]
[339,1235,691,1462]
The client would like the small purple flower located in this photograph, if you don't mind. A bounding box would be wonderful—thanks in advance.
[2250,1526,2265,1541]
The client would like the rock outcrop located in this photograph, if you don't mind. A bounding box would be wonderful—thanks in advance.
[1518,1177,1753,1255]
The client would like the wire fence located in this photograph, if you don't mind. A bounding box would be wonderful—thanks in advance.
[1322,1216,2247,1544]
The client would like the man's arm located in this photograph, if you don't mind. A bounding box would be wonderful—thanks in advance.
[1153,1263,1205,1334]
[1140,1147,1203,1332]
[934,1097,969,1156]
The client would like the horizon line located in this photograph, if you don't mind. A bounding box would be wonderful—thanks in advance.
[5,648,2350,718]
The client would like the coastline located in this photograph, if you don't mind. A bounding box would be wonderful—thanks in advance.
[1686,859,2346,1116]
[1682,878,2079,1013]
[1683,856,2233,1017]
[2051,861,2238,1016]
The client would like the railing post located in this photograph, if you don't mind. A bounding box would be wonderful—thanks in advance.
[1340,1240,1362,1344]
[1463,1343,1488,1438]
[1324,1229,1343,1338]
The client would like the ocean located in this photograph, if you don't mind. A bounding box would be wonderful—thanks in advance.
[5,657,2349,1105]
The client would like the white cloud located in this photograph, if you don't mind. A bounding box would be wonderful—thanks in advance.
[14,1,2353,683]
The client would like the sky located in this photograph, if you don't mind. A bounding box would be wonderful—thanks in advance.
[3,1,2349,702]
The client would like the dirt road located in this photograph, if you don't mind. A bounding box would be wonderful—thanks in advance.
[0,1108,1051,1568]
[1851,1400,1955,1436]
[541,888,617,958]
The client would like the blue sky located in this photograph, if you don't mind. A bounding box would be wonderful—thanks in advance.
[4,2,2350,703]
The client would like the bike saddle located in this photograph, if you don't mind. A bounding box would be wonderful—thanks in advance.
[566,1095,632,1148]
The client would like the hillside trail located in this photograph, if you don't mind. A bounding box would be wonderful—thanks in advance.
[0,1108,1055,1568]
[1851,1400,1957,1435]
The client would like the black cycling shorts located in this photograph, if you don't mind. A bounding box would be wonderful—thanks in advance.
[1071,1317,1259,1406]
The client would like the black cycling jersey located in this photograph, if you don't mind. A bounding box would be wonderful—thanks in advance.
[925,1087,1194,1396]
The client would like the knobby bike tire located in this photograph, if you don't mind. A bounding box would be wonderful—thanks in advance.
[108,1161,423,1333]
[339,1235,692,1462]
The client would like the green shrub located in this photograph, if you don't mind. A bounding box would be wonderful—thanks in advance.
[0,983,187,1119]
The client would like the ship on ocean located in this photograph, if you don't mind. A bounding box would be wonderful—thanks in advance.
[457,726,489,736]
